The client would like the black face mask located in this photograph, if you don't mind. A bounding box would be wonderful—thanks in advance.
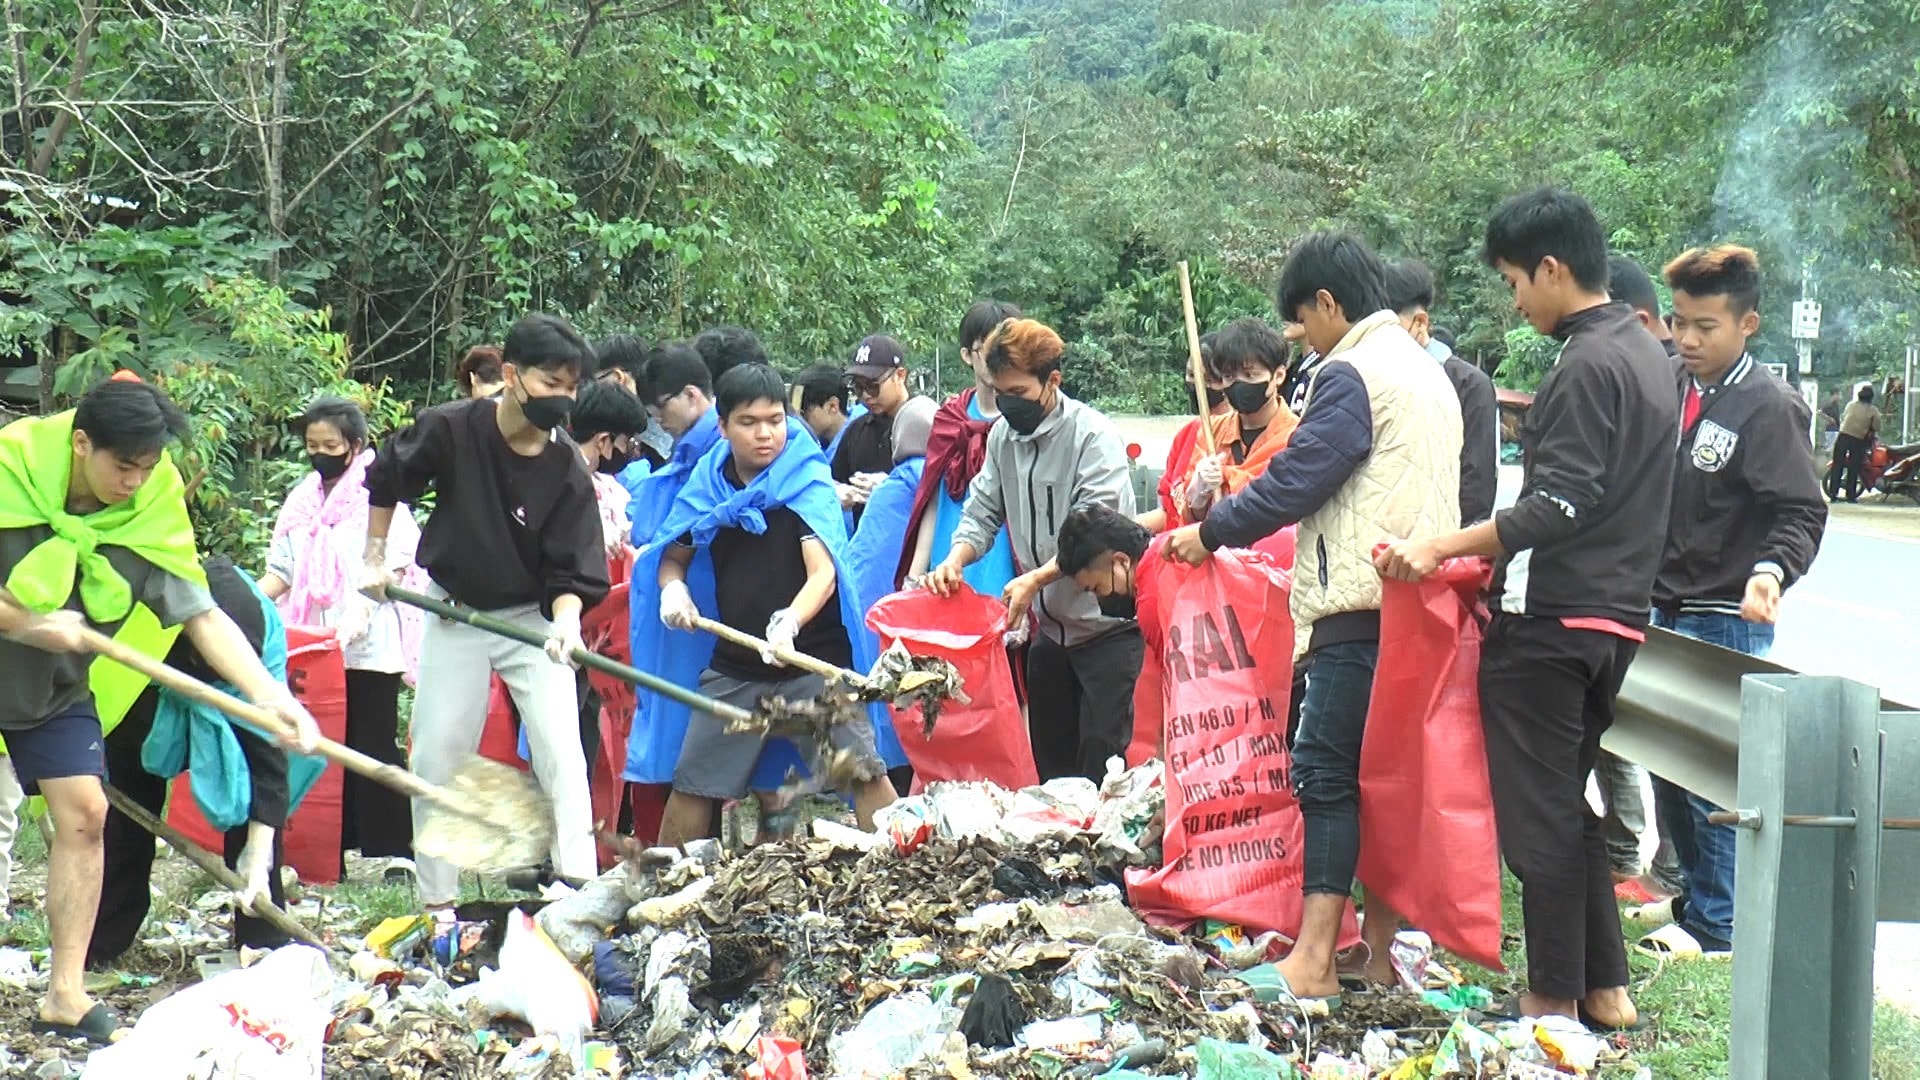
[1226,378,1272,415]
[309,451,351,480]
[1204,385,1228,410]
[1097,560,1135,620]
[596,443,634,475]
[999,391,1049,436]
[520,388,574,431]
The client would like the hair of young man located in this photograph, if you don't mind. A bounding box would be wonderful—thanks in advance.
[1430,325,1457,350]
[983,318,1066,380]
[1383,258,1439,316]
[296,395,370,446]
[503,313,596,378]
[1212,317,1290,376]
[1195,330,1224,381]
[644,343,713,404]
[693,324,769,383]
[1861,385,1876,404]
[794,363,852,412]
[568,378,651,442]
[1607,254,1664,319]
[715,362,790,419]
[1276,231,1392,322]
[1480,187,1610,292]
[75,379,190,456]
[1662,244,1762,316]
[1056,505,1152,575]
[960,299,1024,352]
[593,333,652,385]
[455,344,504,393]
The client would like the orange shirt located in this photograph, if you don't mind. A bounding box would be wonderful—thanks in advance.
[1171,404,1300,526]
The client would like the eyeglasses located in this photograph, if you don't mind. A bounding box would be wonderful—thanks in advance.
[849,375,886,396]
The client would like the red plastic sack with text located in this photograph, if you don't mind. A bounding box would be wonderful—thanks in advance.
[1125,542,1356,944]
[866,586,1038,791]
[167,627,349,884]
[1355,557,1503,970]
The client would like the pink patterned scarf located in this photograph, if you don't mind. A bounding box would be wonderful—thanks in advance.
[271,449,424,682]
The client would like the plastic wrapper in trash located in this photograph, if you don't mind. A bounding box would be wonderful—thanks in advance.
[1308,1052,1369,1078]
[453,909,599,1070]
[1421,984,1494,1013]
[1533,1015,1604,1073]
[748,1034,809,1080]
[647,978,700,1055]
[958,973,1027,1047]
[645,930,711,997]
[1431,1017,1500,1076]
[926,783,1007,841]
[1031,888,1146,942]
[80,945,332,1080]
[1389,929,1434,992]
[538,862,639,963]
[1359,1030,1395,1071]
[1194,1037,1298,1080]
[1018,1014,1104,1051]
[828,991,960,1079]
[1091,758,1164,859]
[875,797,935,853]
[1049,971,1112,1014]
[630,875,717,926]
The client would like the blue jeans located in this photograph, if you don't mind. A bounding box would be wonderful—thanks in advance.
[1293,641,1379,896]
[1650,610,1773,949]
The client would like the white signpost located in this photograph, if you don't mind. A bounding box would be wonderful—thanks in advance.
[1793,297,1821,448]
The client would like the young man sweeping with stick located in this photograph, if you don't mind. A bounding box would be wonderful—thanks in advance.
[361,313,610,907]
[0,376,318,1045]
[651,364,900,848]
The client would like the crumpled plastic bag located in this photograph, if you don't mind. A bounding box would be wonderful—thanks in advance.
[451,910,599,1070]
[80,945,332,1080]
[957,973,1027,1047]
[537,863,639,963]
[748,1034,809,1080]
[830,991,959,1078]
[1195,1037,1299,1080]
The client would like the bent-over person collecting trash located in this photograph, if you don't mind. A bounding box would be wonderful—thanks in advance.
[0,376,319,1046]
[654,363,899,849]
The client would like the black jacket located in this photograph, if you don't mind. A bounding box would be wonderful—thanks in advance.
[1652,354,1826,615]
[1441,350,1498,525]
[1492,303,1679,626]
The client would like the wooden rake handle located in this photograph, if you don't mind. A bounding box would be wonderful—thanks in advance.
[691,616,867,687]
[1178,260,1216,457]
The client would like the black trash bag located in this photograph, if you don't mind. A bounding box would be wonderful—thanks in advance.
[992,855,1062,899]
[959,973,1029,1048]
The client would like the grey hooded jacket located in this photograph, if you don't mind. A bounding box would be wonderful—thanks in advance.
[952,390,1136,648]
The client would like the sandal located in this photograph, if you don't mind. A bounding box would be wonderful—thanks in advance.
[1269,970,1343,1016]
[1636,923,1730,960]
[32,1002,124,1047]
[1579,1004,1651,1034]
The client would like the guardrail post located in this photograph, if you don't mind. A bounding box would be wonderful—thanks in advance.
[1730,675,1882,1080]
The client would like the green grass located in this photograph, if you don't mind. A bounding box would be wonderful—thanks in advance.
[1442,874,1920,1079]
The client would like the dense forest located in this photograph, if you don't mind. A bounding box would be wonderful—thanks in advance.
[3,0,1919,552]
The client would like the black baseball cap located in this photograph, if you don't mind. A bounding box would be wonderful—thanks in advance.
[846,335,906,380]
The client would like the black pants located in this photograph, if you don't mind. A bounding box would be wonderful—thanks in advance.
[1478,615,1635,1001]
[340,670,412,865]
[92,688,292,969]
[1830,433,1870,501]
[1025,626,1145,783]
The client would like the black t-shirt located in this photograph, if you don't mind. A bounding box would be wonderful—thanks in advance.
[830,411,894,483]
[1231,424,1267,465]
[680,459,853,682]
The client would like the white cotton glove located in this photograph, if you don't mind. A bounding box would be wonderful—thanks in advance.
[837,483,870,509]
[357,538,396,601]
[659,580,700,630]
[762,609,800,665]
[337,596,374,647]
[545,607,584,668]
[1193,453,1226,495]
[232,822,275,915]
[852,472,888,495]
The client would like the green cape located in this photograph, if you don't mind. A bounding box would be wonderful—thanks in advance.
[0,410,205,732]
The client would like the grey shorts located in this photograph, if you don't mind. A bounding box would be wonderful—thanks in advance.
[673,670,883,801]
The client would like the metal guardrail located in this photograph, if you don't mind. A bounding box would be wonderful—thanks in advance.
[1608,631,1918,1080]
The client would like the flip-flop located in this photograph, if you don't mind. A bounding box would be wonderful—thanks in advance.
[1636,923,1730,961]
[1269,970,1343,1016]
[1474,996,1526,1023]
[32,1002,124,1047]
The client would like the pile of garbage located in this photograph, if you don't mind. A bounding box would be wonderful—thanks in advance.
[16,763,1654,1079]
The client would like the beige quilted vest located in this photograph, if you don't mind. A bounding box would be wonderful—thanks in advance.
[1292,310,1462,657]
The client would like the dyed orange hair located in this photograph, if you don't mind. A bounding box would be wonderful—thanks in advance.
[982,318,1066,378]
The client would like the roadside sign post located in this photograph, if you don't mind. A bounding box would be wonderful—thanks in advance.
[1793,295,1821,448]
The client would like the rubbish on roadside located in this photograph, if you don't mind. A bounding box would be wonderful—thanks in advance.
[1422,983,1495,1013]
[749,1033,809,1080]
[1532,1014,1605,1073]
[1196,1037,1296,1080]
[538,862,639,963]
[720,1001,765,1052]
[1031,890,1145,942]
[1309,1052,1370,1078]
[1389,929,1434,992]
[367,914,433,960]
[957,972,1027,1047]
[829,991,958,1078]
[80,945,332,1080]
[1018,1014,1104,1051]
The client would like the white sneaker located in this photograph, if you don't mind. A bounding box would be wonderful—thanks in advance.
[1625,898,1677,927]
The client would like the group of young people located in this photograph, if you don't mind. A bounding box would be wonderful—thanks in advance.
[0,183,1828,1045]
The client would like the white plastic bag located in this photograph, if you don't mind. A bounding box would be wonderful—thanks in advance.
[81,945,333,1080]
[449,909,599,1070]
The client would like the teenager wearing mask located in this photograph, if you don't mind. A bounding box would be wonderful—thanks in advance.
[261,396,421,878]
[1634,245,1826,959]
[1384,259,1499,526]
[1180,318,1302,523]
[592,334,670,472]
[1378,188,1677,1030]
[362,312,610,908]
[900,301,1022,594]
[1167,231,1462,1002]
[567,380,652,565]
[925,318,1139,784]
